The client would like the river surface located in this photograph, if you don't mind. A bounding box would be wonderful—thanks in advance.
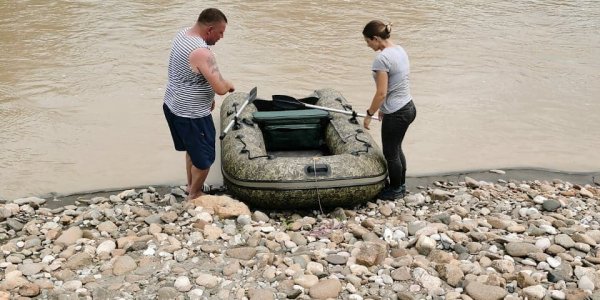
[1,0,599,199]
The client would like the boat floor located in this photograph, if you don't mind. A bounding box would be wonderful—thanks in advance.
[268,149,329,158]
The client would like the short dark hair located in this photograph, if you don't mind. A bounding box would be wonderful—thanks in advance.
[363,20,391,40]
[197,8,227,25]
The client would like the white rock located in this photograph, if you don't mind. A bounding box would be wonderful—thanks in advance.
[260,226,275,233]
[195,273,219,288]
[143,245,156,256]
[349,264,370,276]
[96,240,116,255]
[547,257,561,268]
[578,275,595,291]
[535,238,552,250]
[539,224,558,234]
[306,261,324,274]
[394,230,407,241]
[537,262,551,271]
[533,195,547,204]
[188,289,204,300]
[174,276,192,292]
[519,208,529,218]
[550,290,566,300]
[294,274,319,288]
[383,228,393,242]
[523,285,546,300]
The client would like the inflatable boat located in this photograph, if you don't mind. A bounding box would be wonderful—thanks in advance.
[219,88,387,209]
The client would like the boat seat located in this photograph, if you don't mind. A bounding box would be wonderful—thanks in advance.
[252,109,330,151]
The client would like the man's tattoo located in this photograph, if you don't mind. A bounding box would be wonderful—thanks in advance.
[208,55,220,74]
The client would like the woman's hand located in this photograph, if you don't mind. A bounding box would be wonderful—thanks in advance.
[363,115,372,130]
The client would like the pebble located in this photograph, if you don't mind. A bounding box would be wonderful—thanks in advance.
[0,179,599,299]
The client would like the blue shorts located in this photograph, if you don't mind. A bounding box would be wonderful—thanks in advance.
[163,104,215,170]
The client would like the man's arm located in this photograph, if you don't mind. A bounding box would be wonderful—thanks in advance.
[190,48,234,95]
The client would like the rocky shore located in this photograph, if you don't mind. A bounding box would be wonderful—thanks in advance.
[1,172,600,300]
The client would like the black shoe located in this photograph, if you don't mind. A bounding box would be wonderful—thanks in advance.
[378,185,406,200]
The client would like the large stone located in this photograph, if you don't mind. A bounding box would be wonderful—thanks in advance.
[96,240,117,255]
[542,199,561,212]
[64,252,93,270]
[294,274,319,289]
[18,283,40,297]
[19,263,44,276]
[248,289,274,300]
[195,273,219,288]
[55,226,83,246]
[309,279,342,299]
[112,255,137,275]
[522,285,546,300]
[555,234,576,249]
[97,221,118,233]
[157,287,179,300]
[225,247,257,260]
[572,233,597,246]
[435,264,464,287]
[2,270,29,290]
[415,235,436,256]
[174,276,192,292]
[505,242,541,257]
[465,281,507,300]
[355,242,387,267]
[325,254,347,265]
[191,194,251,218]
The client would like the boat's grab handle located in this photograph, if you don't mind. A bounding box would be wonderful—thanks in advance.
[305,164,330,176]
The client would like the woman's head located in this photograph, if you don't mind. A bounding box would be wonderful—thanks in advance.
[362,20,391,40]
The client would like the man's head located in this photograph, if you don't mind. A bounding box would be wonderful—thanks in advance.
[197,8,228,45]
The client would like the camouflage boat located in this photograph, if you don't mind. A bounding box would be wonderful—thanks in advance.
[219,88,387,209]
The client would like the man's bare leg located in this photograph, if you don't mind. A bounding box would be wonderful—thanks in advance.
[187,164,209,200]
[185,153,193,194]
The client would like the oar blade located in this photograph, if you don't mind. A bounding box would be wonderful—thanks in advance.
[219,87,259,140]
[247,86,258,104]
[272,95,306,110]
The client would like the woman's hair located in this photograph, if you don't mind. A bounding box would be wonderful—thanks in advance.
[198,8,228,25]
[362,20,392,40]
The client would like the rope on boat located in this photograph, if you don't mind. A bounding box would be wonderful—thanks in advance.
[236,135,273,160]
[334,96,354,111]
[312,157,324,214]
[351,129,372,156]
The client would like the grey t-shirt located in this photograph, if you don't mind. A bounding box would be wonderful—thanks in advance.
[372,45,412,114]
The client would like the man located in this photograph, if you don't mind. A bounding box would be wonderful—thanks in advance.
[163,8,235,200]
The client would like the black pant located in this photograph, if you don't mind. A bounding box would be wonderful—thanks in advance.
[381,100,416,188]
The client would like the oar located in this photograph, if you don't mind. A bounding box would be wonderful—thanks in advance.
[273,95,380,120]
[219,87,258,140]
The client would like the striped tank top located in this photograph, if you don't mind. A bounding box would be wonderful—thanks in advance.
[164,27,215,118]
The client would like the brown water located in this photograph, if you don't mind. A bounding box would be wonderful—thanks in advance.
[1,0,599,199]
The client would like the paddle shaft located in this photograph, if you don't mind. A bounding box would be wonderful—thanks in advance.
[220,87,257,140]
[303,103,380,121]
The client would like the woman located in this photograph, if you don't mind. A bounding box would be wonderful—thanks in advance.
[362,20,417,200]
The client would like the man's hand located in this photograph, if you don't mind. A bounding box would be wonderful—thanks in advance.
[226,81,235,93]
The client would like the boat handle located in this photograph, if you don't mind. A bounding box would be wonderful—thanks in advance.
[305,164,330,176]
